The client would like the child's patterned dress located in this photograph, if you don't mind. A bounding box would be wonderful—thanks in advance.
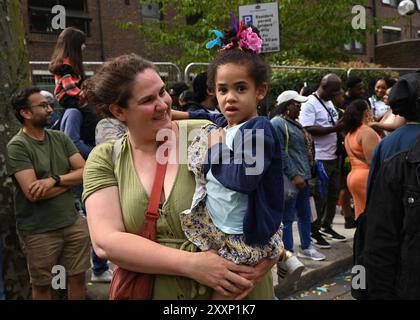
[180,123,283,265]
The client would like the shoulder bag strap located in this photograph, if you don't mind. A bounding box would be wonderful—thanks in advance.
[313,93,336,125]
[284,121,289,154]
[140,146,168,240]
[112,137,168,240]
[344,134,368,165]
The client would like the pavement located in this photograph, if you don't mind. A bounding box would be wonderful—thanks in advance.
[85,211,355,300]
[273,212,355,299]
[284,269,355,300]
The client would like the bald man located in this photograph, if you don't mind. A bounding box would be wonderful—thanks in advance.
[299,74,347,249]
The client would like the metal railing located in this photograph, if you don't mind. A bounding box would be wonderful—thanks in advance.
[30,61,182,92]
[31,61,420,93]
[184,62,210,83]
[347,67,419,77]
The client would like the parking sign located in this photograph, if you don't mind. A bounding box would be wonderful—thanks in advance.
[238,2,280,53]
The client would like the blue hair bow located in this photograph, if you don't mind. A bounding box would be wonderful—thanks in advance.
[205,30,224,49]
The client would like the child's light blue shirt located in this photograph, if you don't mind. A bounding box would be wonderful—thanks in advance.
[205,122,248,234]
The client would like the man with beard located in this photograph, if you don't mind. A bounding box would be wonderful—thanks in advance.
[6,87,90,300]
[343,76,367,108]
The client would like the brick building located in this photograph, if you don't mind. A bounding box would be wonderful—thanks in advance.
[21,1,420,71]
[21,0,185,90]
[350,0,420,67]
[21,0,146,62]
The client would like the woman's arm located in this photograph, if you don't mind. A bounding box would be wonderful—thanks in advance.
[369,116,406,132]
[85,186,255,296]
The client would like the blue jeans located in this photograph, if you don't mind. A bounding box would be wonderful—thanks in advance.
[91,249,109,276]
[0,238,5,300]
[282,184,312,251]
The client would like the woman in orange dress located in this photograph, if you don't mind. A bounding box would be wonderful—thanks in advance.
[342,99,381,220]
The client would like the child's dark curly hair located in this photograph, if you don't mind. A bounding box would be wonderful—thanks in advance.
[207,25,271,90]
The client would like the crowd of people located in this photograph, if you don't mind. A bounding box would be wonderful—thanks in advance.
[1,23,420,301]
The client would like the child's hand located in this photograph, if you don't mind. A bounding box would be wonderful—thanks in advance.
[207,128,225,149]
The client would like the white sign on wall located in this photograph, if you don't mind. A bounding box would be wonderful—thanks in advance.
[239,2,280,53]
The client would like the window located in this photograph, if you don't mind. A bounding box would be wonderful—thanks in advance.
[28,0,91,35]
[382,26,401,43]
[141,3,160,20]
[381,0,401,7]
[345,40,365,53]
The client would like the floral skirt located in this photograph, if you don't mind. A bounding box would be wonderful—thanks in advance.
[180,201,284,265]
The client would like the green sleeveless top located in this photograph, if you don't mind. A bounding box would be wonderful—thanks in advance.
[83,120,274,300]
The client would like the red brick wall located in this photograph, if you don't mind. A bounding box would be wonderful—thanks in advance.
[353,2,420,63]
[375,2,420,44]
[375,39,420,68]
[21,0,145,63]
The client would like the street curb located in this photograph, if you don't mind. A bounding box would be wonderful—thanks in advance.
[274,241,354,299]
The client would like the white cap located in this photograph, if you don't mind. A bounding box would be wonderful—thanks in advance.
[276,90,308,106]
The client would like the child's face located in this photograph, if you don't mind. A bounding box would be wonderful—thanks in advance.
[215,63,267,127]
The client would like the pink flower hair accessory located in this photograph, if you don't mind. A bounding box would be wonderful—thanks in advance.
[238,27,263,54]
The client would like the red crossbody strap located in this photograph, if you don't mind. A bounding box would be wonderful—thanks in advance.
[145,162,168,219]
[140,155,168,240]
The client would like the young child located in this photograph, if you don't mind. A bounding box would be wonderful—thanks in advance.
[180,22,302,299]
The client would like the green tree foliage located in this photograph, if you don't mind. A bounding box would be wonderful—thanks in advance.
[0,0,32,300]
[121,0,388,66]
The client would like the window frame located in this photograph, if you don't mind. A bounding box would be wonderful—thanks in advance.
[345,39,366,54]
[382,26,402,43]
[28,0,91,36]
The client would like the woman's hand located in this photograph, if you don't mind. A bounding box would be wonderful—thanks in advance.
[368,121,380,129]
[234,257,279,300]
[187,250,254,297]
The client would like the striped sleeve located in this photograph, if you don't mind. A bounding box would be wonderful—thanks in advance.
[61,74,81,96]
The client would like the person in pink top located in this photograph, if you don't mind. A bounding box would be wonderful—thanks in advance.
[342,99,381,220]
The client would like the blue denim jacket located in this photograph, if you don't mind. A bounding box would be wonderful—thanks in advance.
[271,116,312,180]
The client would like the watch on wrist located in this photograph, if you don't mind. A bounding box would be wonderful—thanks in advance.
[51,175,61,187]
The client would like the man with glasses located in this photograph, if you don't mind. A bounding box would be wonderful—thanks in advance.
[6,87,90,300]
[299,74,347,249]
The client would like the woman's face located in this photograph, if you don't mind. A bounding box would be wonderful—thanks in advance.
[81,43,86,51]
[383,87,392,105]
[374,80,387,99]
[118,69,172,139]
[363,106,373,123]
[287,101,301,120]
